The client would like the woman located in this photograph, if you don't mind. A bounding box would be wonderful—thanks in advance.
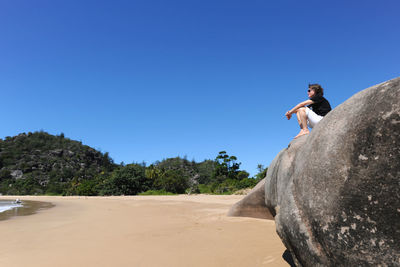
[285,83,332,139]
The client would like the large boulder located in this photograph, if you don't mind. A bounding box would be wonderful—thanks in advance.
[229,77,400,266]
[267,77,400,266]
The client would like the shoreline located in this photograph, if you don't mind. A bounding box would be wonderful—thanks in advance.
[0,199,54,221]
[0,195,286,266]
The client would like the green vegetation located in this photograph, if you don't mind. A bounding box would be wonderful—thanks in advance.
[139,190,176,196]
[0,132,267,196]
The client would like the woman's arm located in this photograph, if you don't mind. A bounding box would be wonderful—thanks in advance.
[285,99,314,119]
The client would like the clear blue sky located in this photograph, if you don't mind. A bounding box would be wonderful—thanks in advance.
[1,0,399,175]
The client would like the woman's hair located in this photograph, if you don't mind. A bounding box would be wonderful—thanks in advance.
[309,83,324,96]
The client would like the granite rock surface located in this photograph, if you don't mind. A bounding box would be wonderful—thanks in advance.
[230,77,400,266]
[227,178,273,220]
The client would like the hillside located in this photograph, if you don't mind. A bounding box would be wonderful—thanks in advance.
[0,131,115,195]
[0,132,262,196]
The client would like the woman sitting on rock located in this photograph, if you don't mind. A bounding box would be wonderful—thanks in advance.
[285,83,332,139]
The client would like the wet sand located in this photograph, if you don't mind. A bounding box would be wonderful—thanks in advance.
[0,200,54,221]
[0,195,287,267]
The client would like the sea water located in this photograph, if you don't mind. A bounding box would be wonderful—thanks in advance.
[0,200,23,213]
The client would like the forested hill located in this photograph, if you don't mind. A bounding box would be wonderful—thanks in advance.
[0,132,266,196]
[0,131,116,195]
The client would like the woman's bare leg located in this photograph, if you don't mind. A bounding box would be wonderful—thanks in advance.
[294,108,310,138]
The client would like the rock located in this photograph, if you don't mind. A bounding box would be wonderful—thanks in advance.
[49,149,63,156]
[227,178,273,220]
[10,170,23,180]
[264,77,400,266]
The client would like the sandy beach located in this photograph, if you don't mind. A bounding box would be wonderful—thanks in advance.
[0,195,287,267]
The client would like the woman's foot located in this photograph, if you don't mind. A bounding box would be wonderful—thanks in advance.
[294,129,310,139]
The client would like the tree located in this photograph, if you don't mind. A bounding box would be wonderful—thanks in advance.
[196,160,215,184]
[101,164,150,195]
[145,164,161,180]
[254,164,268,182]
[153,169,189,194]
[75,179,98,196]
[211,151,242,183]
[237,170,250,180]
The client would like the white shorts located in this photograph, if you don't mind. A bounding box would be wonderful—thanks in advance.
[305,107,323,128]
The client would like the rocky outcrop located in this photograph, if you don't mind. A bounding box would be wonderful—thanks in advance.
[227,178,273,219]
[10,170,23,180]
[230,77,400,266]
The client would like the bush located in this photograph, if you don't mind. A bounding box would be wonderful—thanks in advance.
[237,178,258,189]
[139,189,176,195]
[75,179,99,196]
[13,177,43,195]
[153,169,189,194]
[198,184,213,194]
[100,164,150,195]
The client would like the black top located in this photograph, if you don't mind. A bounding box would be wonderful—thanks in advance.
[308,95,332,116]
